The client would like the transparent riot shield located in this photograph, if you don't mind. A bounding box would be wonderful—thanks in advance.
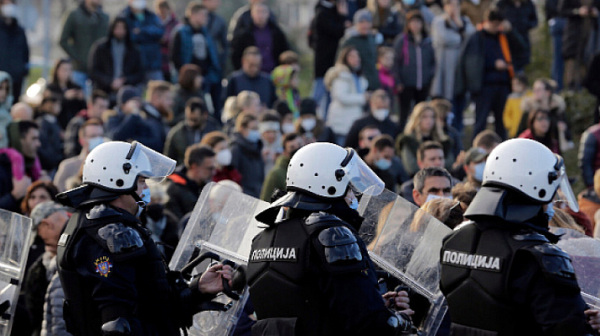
[169,182,268,336]
[0,209,32,336]
[550,227,600,309]
[358,189,451,336]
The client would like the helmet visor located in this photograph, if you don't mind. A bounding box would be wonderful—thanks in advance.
[345,151,385,196]
[557,165,578,212]
[130,142,176,183]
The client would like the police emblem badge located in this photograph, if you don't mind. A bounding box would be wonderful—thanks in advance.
[94,256,113,277]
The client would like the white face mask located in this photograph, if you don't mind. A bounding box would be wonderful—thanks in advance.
[216,149,232,166]
[131,0,146,10]
[372,109,389,121]
[425,194,452,203]
[1,4,18,19]
[301,118,317,132]
[282,122,295,134]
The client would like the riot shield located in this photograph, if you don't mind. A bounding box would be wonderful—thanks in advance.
[0,209,32,336]
[169,182,268,336]
[550,227,600,309]
[358,189,451,335]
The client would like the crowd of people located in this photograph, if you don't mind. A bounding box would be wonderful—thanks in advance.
[2,0,600,334]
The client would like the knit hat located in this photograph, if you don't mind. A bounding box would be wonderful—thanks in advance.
[299,98,317,116]
[354,8,373,24]
[30,201,68,230]
[117,86,141,107]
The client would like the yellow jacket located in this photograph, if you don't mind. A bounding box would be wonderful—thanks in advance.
[503,91,531,138]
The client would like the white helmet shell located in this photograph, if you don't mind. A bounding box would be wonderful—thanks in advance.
[286,142,384,199]
[82,141,176,193]
[482,138,578,210]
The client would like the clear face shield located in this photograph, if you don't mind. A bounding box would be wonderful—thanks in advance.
[552,155,578,212]
[343,149,385,197]
[128,142,176,184]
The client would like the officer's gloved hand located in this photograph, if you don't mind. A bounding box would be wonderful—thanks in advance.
[101,317,131,335]
[388,311,413,334]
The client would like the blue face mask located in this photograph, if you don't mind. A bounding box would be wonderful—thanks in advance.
[403,0,416,6]
[246,130,261,143]
[474,162,486,182]
[545,205,555,221]
[349,198,359,210]
[136,187,151,217]
[374,158,392,171]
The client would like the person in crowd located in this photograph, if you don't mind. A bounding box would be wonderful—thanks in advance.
[20,181,57,217]
[311,0,348,118]
[324,46,369,145]
[230,3,290,74]
[452,181,478,212]
[367,0,403,45]
[455,8,525,141]
[63,90,109,158]
[503,74,530,138]
[0,0,29,102]
[462,146,487,190]
[271,64,301,117]
[0,71,12,149]
[460,0,494,25]
[199,131,243,185]
[341,8,380,90]
[519,78,572,152]
[59,0,109,90]
[35,96,64,175]
[0,121,41,212]
[140,80,173,153]
[430,0,475,132]
[172,64,205,126]
[545,0,567,91]
[584,52,600,124]
[421,197,465,229]
[228,0,277,41]
[170,1,221,113]
[577,169,600,234]
[412,166,453,207]
[140,182,180,260]
[294,98,337,144]
[11,102,33,121]
[260,132,303,201]
[222,96,239,125]
[579,112,600,188]
[357,125,381,153]
[275,99,295,134]
[363,134,397,191]
[119,0,165,82]
[431,98,463,158]
[496,0,538,72]
[397,102,455,177]
[393,10,435,129]
[224,90,261,136]
[259,111,282,175]
[89,18,144,103]
[166,144,216,220]
[203,0,228,73]
[377,46,396,104]
[154,0,178,82]
[165,97,219,165]
[473,129,502,153]
[518,109,561,154]
[559,0,600,90]
[226,46,276,108]
[230,111,264,197]
[23,201,69,336]
[46,59,87,130]
[54,119,104,193]
[345,89,399,149]
[399,140,446,203]
[105,86,163,152]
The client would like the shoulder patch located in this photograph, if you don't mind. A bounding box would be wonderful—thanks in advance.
[86,204,121,220]
[441,249,503,272]
[97,223,144,254]
[94,256,113,277]
[318,226,362,264]
[524,243,576,280]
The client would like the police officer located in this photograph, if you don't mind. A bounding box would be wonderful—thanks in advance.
[440,138,599,335]
[247,142,413,335]
[56,141,232,336]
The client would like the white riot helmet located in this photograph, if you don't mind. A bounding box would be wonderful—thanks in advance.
[286,142,384,198]
[82,141,176,193]
[482,138,578,211]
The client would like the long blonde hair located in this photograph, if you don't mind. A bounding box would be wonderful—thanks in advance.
[404,102,446,141]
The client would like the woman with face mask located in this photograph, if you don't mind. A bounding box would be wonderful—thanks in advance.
[518,109,561,154]
[200,131,242,185]
[295,98,336,144]
[229,112,265,198]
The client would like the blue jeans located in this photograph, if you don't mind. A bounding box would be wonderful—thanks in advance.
[550,18,566,92]
[473,85,509,142]
[452,93,467,133]
[72,71,88,94]
[312,78,331,120]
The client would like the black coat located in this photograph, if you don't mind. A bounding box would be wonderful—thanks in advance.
[230,21,289,71]
[88,37,144,95]
[344,114,400,150]
[496,0,538,70]
[230,132,265,198]
[313,3,347,78]
[0,19,29,83]
[0,152,18,212]
[559,0,600,59]
[165,166,203,220]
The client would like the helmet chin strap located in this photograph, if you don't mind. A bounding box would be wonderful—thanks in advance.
[130,190,145,207]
